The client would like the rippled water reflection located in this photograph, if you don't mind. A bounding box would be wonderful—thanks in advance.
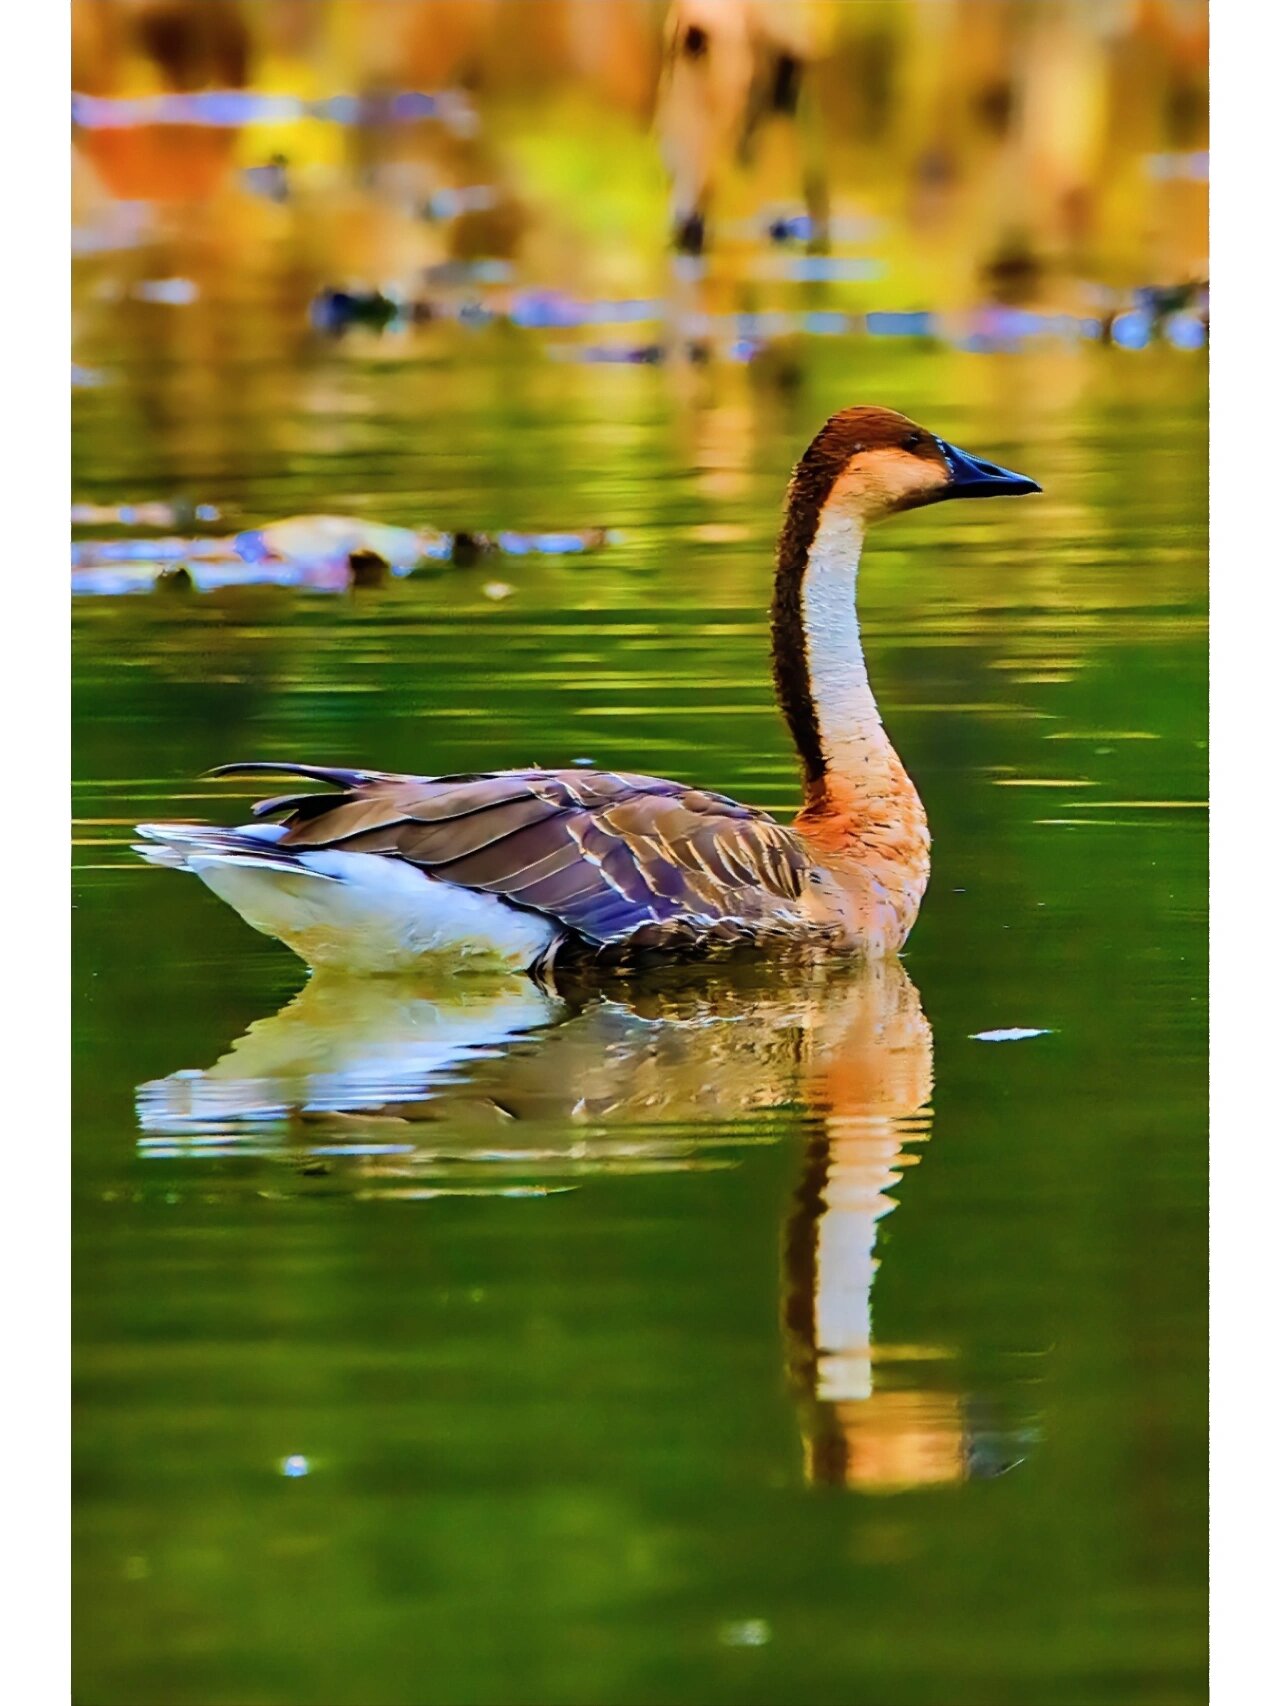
[74,333,1206,1705]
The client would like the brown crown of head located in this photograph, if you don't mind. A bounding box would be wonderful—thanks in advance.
[789,406,951,523]
[783,404,1040,542]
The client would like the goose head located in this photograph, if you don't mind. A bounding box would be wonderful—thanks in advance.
[785,405,1041,531]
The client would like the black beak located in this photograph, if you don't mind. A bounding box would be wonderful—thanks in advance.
[938,440,1041,498]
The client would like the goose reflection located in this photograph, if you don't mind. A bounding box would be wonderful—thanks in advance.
[138,957,1022,1489]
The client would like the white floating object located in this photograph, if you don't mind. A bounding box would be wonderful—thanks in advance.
[280,1454,310,1478]
[235,515,435,572]
[718,1619,772,1648]
[969,1028,1053,1043]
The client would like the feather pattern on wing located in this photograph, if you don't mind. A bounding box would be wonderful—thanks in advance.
[212,763,824,954]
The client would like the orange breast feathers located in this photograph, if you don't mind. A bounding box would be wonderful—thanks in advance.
[795,763,931,952]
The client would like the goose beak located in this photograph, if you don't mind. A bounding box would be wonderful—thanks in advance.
[938,441,1041,498]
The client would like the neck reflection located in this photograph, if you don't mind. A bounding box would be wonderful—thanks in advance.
[771,957,966,1491]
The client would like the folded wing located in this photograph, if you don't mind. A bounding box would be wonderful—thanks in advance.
[213,763,817,952]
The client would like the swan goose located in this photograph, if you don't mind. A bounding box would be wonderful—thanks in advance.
[135,406,1039,974]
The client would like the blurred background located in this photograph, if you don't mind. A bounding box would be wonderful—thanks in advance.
[72,0,1208,376]
[73,6,1208,1706]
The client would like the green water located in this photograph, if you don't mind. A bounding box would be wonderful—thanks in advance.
[73,335,1207,1706]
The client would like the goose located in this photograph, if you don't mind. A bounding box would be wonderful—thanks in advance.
[135,405,1039,975]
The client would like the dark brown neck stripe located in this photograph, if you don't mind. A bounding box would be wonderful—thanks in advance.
[771,507,827,792]
[771,406,936,797]
[771,414,872,791]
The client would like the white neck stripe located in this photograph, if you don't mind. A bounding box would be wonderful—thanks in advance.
[800,510,894,781]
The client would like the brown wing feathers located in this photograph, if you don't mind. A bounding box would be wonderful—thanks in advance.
[210,763,814,950]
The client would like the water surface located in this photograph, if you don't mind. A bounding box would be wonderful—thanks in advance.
[74,329,1207,1706]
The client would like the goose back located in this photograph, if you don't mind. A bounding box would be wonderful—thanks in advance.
[216,763,830,957]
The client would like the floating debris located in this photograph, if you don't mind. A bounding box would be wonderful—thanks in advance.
[1134,281,1205,318]
[494,529,611,556]
[280,1455,310,1478]
[234,515,439,574]
[449,531,487,567]
[1109,311,1152,351]
[867,310,935,339]
[72,88,476,136]
[572,342,667,365]
[718,1620,772,1649]
[954,306,1099,352]
[511,289,603,329]
[71,514,617,595]
[756,254,884,283]
[71,558,343,596]
[767,212,817,244]
[1165,311,1207,350]
[348,549,389,588]
[422,259,514,289]
[310,287,403,335]
[969,1028,1053,1043]
[556,303,1202,364]
[302,279,1204,353]
[72,536,237,567]
[356,1185,577,1200]
[751,211,881,245]
[71,499,220,528]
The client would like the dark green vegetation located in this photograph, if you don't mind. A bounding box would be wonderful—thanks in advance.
[73,334,1206,1706]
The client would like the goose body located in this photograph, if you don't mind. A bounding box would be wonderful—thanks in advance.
[136,406,1038,973]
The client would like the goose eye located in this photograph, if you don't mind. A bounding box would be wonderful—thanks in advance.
[903,433,923,452]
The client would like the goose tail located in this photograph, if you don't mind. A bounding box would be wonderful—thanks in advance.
[131,821,329,877]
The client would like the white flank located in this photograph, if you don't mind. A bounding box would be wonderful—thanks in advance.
[134,823,557,974]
